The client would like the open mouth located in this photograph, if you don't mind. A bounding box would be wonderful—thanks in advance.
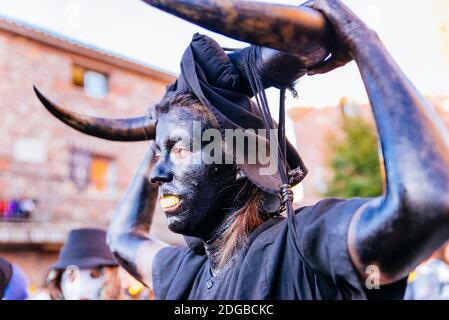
[159,195,182,212]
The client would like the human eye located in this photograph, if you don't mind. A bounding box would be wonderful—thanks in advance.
[171,145,191,160]
[90,268,103,279]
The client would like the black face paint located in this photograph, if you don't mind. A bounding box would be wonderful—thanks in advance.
[151,107,240,240]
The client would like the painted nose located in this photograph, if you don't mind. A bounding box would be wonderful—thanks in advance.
[150,162,173,185]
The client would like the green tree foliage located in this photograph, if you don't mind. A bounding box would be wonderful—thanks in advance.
[323,114,383,198]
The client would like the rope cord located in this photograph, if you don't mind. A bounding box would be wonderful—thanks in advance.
[241,46,304,260]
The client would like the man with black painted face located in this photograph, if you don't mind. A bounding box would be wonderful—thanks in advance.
[35,0,449,299]
[151,101,239,241]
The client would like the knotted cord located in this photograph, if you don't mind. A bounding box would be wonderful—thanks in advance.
[241,46,305,260]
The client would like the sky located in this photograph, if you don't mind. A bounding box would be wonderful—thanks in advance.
[0,0,448,110]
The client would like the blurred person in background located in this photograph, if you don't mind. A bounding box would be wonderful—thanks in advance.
[31,228,123,300]
[0,257,29,300]
[405,241,449,300]
[118,268,154,300]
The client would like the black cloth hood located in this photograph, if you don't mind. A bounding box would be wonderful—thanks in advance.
[163,33,308,195]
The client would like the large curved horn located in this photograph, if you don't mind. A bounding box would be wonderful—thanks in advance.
[33,86,155,141]
[141,0,332,59]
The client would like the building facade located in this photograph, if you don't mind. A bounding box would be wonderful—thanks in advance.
[0,16,181,287]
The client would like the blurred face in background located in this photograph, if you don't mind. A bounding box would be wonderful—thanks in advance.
[60,266,121,300]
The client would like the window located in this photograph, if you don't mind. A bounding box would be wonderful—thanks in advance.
[69,149,117,193]
[90,155,116,192]
[72,65,109,99]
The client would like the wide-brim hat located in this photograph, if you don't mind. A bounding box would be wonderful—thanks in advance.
[51,228,117,270]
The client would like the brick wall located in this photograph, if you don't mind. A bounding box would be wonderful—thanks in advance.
[0,27,182,287]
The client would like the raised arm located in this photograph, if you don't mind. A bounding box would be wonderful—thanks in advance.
[305,0,449,284]
[107,143,168,289]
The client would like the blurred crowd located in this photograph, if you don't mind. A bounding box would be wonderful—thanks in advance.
[2,227,449,300]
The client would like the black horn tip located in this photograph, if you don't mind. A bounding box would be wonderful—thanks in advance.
[33,85,52,109]
[33,85,42,99]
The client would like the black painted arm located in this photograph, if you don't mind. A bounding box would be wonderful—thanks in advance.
[305,1,449,284]
[107,143,167,288]
[348,30,449,283]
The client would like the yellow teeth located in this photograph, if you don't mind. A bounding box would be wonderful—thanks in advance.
[159,196,180,209]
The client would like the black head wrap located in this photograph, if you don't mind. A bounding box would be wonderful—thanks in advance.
[165,34,308,257]
[162,33,307,196]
